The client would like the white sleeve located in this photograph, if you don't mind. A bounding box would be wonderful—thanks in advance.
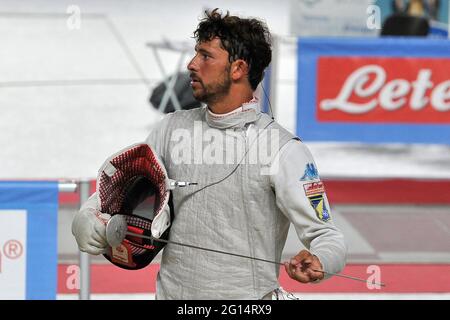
[270,139,347,278]
[145,113,173,164]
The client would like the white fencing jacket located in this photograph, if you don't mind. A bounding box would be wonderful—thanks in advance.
[145,101,347,299]
[80,100,347,299]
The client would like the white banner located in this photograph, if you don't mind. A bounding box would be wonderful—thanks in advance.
[0,210,27,299]
[290,0,378,37]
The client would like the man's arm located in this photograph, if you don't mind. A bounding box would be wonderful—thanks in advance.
[270,139,347,283]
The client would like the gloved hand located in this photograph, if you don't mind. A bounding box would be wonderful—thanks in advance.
[72,207,111,255]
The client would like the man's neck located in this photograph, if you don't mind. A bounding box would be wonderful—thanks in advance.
[208,88,254,114]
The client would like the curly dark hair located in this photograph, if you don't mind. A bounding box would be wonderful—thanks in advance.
[193,8,272,90]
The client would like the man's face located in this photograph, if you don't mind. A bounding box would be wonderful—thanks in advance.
[187,38,232,104]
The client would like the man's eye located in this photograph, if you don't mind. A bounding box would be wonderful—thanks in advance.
[202,54,209,60]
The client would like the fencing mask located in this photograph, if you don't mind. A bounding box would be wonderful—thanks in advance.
[96,143,173,270]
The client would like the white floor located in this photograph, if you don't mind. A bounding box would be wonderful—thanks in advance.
[57,292,450,300]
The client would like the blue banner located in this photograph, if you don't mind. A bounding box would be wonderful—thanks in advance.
[0,181,58,299]
[296,37,450,144]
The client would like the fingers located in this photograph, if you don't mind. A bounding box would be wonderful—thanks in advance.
[95,212,111,224]
[285,250,324,283]
[72,209,110,255]
[84,232,108,255]
[80,244,107,255]
[75,232,107,255]
[93,220,107,243]
[290,250,312,266]
[88,236,107,249]
[93,211,110,244]
[284,262,310,283]
[306,266,325,281]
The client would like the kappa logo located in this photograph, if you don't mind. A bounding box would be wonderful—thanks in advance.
[309,194,331,222]
[300,163,319,181]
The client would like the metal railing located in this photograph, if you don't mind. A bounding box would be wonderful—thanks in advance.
[59,180,91,300]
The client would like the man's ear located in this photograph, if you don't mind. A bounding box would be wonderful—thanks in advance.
[230,59,249,81]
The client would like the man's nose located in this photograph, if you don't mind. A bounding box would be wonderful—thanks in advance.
[187,55,198,72]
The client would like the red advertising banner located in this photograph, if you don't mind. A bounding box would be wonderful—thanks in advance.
[317,57,450,123]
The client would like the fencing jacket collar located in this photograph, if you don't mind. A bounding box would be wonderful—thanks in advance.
[205,97,260,130]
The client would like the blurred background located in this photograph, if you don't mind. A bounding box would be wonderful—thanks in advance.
[0,0,449,299]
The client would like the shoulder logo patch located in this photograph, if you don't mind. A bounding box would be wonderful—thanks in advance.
[300,163,319,181]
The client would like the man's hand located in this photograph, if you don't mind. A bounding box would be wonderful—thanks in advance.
[71,209,111,255]
[284,250,325,283]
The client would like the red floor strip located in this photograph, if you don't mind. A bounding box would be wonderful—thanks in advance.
[323,179,450,204]
[58,263,450,294]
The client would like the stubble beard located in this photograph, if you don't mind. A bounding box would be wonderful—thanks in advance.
[193,67,232,105]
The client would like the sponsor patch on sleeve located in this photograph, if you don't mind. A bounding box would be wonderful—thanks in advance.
[303,181,325,196]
